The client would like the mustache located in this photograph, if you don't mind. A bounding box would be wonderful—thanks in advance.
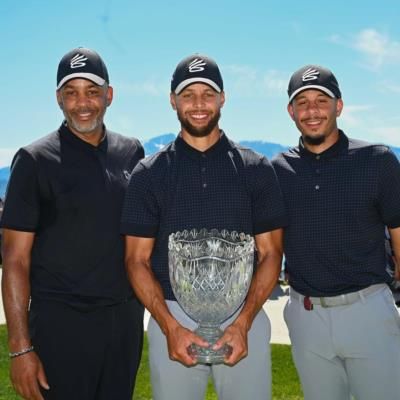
[301,116,326,123]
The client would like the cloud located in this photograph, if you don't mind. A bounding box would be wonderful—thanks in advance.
[370,126,400,146]
[341,104,374,127]
[116,80,168,97]
[330,29,400,69]
[224,64,287,97]
[0,148,16,167]
[380,81,400,94]
[263,70,288,94]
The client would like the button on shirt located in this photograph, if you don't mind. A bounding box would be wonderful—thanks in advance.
[1,123,144,307]
[121,132,288,300]
[272,131,400,297]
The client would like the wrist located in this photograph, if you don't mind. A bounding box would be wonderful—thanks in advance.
[9,345,35,359]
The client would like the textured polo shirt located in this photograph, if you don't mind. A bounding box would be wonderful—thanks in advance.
[121,132,288,300]
[1,123,144,308]
[272,130,400,297]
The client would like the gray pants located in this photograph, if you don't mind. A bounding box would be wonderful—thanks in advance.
[148,300,271,400]
[285,285,400,400]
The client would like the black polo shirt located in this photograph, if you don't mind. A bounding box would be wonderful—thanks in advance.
[121,132,288,300]
[1,123,144,308]
[272,130,400,297]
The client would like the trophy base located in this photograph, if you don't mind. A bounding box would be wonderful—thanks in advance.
[189,327,232,364]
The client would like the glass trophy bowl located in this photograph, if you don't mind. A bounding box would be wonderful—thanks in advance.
[168,228,254,364]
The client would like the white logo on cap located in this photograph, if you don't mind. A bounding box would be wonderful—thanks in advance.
[70,54,88,69]
[189,58,206,73]
[302,68,319,82]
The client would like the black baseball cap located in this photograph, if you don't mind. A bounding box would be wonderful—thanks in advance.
[171,54,223,95]
[288,64,341,103]
[57,47,109,90]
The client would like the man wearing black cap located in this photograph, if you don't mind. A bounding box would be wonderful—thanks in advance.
[272,65,400,400]
[120,54,288,400]
[1,47,144,400]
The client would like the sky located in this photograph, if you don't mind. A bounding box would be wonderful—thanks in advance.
[1,0,400,166]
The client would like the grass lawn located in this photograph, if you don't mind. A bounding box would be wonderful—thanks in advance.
[0,325,303,399]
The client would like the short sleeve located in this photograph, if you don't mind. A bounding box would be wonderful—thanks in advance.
[120,161,160,237]
[0,149,40,231]
[377,148,400,228]
[250,156,289,234]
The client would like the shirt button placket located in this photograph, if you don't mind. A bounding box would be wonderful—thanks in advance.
[201,155,207,190]
[314,155,321,191]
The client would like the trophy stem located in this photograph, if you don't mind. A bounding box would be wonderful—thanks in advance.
[191,325,231,364]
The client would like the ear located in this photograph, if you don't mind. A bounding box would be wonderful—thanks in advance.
[56,91,63,110]
[106,86,113,107]
[170,92,177,110]
[287,103,295,121]
[219,91,226,108]
[336,98,343,117]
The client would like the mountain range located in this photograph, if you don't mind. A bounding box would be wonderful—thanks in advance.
[1,134,400,198]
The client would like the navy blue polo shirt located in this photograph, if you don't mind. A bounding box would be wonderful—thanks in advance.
[272,131,400,297]
[1,123,144,308]
[121,132,288,300]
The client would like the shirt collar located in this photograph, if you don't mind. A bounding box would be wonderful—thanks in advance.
[298,130,349,160]
[174,130,231,159]
[59,121,108,153]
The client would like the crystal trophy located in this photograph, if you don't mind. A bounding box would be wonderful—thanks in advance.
[169,228,254,364]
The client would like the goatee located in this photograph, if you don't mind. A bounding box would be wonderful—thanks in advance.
[177,110,221,138]
[303,134,326,146]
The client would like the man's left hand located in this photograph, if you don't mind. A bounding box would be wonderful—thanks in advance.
[212,320,248,366]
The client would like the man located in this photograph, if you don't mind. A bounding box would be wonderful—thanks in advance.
[272,65,400,400]
[1,47,144,400]
[120,54,288,400]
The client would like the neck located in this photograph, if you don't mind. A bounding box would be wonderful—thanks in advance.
[180,127,221,152]
[67,124,104,146]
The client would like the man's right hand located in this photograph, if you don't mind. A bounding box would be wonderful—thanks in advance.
[165,323,209,366]
[10,352,49,400]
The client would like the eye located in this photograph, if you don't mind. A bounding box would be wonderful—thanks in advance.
[88,89,100,96]
[64,90,76,97]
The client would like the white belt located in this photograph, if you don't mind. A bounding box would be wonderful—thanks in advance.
[290,283,386,308]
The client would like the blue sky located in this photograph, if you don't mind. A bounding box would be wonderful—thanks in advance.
[1,0,400,166]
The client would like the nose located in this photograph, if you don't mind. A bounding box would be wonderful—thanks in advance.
[192,95,206,108]
[307,101,320,116]
[75,92,91,106]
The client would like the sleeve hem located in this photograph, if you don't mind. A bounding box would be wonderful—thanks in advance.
[120,222,158,238]
[253,216,289,235]
[0,223,36,232]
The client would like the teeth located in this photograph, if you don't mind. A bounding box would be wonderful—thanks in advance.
[191,114,207,119]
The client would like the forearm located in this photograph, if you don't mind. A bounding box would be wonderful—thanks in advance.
[234,250,281,332]
[389,227,400,280]
[2,260,32,351]
[126,259,179,336]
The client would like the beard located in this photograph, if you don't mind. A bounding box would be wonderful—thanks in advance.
[60,103,105,135]
[66,115,102,134]
[177,109,221,138]
[303,134,326,146]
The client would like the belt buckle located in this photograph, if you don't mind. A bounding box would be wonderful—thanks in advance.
[303,296,314,311]
[320,297,328,307]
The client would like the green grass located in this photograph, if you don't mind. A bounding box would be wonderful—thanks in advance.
[1,325,303,399]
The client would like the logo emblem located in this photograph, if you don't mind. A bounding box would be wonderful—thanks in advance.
[302,68,319,82]
[123,170,131,180]
[70,54,88,69]
[188,58,206,73]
